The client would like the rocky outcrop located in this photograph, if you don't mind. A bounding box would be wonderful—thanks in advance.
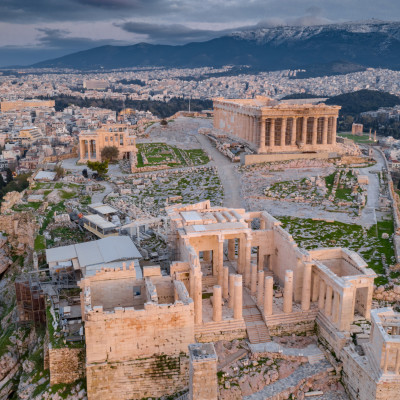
[0,212,38,253]
[0,237,12,274]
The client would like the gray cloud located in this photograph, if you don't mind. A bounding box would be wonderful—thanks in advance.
[116,12,334,44]
[35,27,122,49]
[115,21,234,43]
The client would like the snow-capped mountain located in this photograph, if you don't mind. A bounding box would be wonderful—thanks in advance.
[32,20,400,72]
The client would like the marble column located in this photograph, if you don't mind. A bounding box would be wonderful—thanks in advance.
[322,116,328,145]
[312,117,318,145]
[228,239,236,261]
[229,273,235,308]
[332,290,340,324]
[234,275,243,320]
[301,117,307,144]
[332,117,337,144]
[194,272,203,325]
[79,140,84,159]
[213,285,222,322]
[383,348,389,374]
[291,117,297,145]
[325,285,333,316]
[270,118,275,148]
[257,270,265,307]
[301,263,312,311]
[250,264,258,295]
[218,239,224,286]
[281,117,287,147]
[318,280,326,310]
[253,116,258,145]
[283,270,293,314]
[238,237,245,274]
[189,269,194,299]
[395,349,400,375]
[260,119,266,152]
[264,276,273,317]
[312,273,320,302]
[244,240,252,288]
[223,266,229,299]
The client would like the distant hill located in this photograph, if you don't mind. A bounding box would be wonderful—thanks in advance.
[31,20,400,73]
[325,89,400,115]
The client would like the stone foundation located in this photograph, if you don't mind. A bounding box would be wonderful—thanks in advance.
[87,354,189,400]
[242,152,335,166]
[49,347,85,385]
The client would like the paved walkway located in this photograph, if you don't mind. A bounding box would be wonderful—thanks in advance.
[195,133,243,209]
[243,360,333,400]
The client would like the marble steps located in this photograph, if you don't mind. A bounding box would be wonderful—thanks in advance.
[265,308,318,326]
[194,319,246,335]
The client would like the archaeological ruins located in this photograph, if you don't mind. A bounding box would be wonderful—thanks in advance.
[57,200,400,399]
[213,96,341,155]
[78,123,137,164]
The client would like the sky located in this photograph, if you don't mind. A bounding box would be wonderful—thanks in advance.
[0,0,399,66]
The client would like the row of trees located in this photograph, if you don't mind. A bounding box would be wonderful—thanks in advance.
[35,95,212,118]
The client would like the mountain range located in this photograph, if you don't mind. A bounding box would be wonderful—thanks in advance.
[31,20,400,73]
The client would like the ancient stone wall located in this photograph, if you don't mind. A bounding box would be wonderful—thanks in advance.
[49,347,85,385]
[85,301,194,363]
[86,354,189,400]
[243,152,334,166]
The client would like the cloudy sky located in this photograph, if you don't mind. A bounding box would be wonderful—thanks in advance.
[0,0,399,66]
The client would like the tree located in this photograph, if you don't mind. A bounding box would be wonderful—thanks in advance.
[0,174,5,189]
[6,168,13,183]
[54,165,64,179]
[160,119,168,126]
[87,160,108,177]
[101,146,119,162]
[82,168,88,178]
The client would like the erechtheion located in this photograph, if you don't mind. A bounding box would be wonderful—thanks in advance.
[78,123,137,163]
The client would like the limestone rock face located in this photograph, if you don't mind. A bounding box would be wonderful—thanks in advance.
[0,238,12,274]
[0,212,38,254]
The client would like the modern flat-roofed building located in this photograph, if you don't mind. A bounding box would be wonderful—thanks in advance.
[45,236,142,278]
[213,96,341,154]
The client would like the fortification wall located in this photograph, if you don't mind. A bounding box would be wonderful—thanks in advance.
[86,354,189,400]
[49,347,85,385]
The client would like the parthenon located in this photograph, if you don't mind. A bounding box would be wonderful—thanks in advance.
[213,96,341,153]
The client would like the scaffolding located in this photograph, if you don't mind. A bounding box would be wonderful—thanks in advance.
[15,266,78,325]
[15,280,46,326]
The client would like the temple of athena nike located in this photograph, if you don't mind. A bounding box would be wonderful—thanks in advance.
[213,96,341,154]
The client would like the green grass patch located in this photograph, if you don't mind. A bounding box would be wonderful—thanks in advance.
[279,216,395,280]
[34,235,46,250]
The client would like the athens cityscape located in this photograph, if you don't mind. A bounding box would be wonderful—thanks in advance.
[2,2,400,400]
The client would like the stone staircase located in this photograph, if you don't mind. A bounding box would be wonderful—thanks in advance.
[265,308,319,326]
[243,304,271,344]
[243,360,335,400]
[194,319,246,336]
